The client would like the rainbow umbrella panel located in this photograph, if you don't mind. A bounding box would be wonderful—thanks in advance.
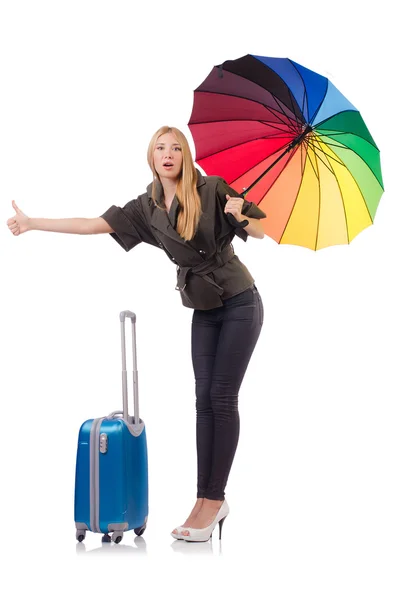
[188,55,384,250]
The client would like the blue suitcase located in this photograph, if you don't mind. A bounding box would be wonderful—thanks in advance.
[74,310,149,544]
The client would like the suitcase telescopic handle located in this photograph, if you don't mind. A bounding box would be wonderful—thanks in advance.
[119,311,139,423]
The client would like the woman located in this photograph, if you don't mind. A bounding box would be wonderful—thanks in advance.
[7,125,265,543]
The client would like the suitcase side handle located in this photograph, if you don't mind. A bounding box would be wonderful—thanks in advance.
[119,310,139,423]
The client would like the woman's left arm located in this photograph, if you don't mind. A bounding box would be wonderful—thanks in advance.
[224,194,265,239]
[238,216,265,239]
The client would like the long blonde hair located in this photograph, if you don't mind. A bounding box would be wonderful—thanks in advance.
[147,126,202,241]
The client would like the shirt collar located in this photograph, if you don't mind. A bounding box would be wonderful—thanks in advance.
[146,168,206,203]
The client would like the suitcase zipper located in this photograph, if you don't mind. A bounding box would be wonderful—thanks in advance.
[90,417,104,533]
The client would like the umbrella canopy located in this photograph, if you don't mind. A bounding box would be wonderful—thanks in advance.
[188,55,384,250]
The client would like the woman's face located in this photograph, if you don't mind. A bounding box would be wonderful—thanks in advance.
[153,132,183,182]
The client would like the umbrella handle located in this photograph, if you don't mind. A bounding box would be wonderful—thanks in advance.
[227,213,249,229]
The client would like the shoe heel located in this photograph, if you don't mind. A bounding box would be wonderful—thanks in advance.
[218,516,227,540]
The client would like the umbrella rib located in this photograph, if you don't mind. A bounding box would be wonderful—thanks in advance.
[193,89,301,128]
[278,145,309,242]
[306,140,342,172]
[232,143,299,200]
[197,136,292,162]
[309,148,321,250]
[313,132,355,153]
[305,144,338,176]
[264,103,302,133]
[288,58,309,122]
[265,94,303,132]
[309,80,329,126]
[315,139,350,152]
[310,145,370,197]
[259,118,299,134]
[301,143,305,177]
[317,146,351,242]
[191,117,291,127]
[303,142,320,180]
[287,58,329,126]
[258,122,301,138]
[316,139,375,241]
[240,125,314,195]
[315,134,384,189]
[238,141,300,195]
[307,138,346,170]
[285,85,306,131]
[228,142,295,191]
[317,129,380,154]
[315,130,354,138]
[193,117,296,138]
[247,56,306,123]
[310,132,375,244]
[316,116,380,152]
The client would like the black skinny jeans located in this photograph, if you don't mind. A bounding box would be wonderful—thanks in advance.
[191,284,264,501]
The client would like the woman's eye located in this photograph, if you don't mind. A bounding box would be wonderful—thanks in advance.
[156,146,181,151]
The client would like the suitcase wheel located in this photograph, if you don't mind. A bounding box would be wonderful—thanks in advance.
[76,530,86,543]
[134,516,148,537]
[102,534,111,543]
[111,532,123,544]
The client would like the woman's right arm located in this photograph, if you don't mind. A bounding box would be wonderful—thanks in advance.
[29,216,113,234]
[7,200,114,236]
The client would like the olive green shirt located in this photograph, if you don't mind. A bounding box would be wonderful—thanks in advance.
[100,169,266,310]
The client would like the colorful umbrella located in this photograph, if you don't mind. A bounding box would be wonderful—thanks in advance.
[188,55,384,250]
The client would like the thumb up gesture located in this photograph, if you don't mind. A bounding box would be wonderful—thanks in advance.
[7,200,30,236]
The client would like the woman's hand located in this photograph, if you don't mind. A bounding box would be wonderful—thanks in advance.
[224,194,245,223]
[7,200,30,236]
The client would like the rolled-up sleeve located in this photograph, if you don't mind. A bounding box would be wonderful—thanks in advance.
[100,196,157,252]
[216,178,266,242]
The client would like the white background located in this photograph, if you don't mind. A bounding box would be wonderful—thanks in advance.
[1,1,395,598]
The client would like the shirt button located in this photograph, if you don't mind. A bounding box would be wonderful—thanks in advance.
[199,249,206,255]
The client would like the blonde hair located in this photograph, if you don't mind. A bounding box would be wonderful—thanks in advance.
[147,126,202,241]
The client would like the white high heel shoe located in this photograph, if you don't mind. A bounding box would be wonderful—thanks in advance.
[170,526,185,540]
[180,500,229,542]
[170,499,206,540]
